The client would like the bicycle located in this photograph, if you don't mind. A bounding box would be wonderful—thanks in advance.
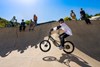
[39,31,75,54]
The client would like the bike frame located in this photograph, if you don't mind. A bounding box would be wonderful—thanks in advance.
[48,35,60,47]
[39,32,75,54]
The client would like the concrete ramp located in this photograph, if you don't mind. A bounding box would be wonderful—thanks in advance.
[0,20,100,67]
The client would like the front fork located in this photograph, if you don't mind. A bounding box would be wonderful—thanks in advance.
[48,35,55,42]
[48,35,59,46]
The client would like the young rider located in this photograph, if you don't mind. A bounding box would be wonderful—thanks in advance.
[50,18,73,49]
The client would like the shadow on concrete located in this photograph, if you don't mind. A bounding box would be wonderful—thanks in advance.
[0,23,53,57]
[43,53,91,67]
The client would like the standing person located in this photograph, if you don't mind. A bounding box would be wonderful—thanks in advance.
[70,10,76,20]
[19,19,26,32]
[10,16,17,27]
[80,8,86,20]
[80,8,91,24]
[33,14,38,26]
[50,18,73,49]
[29,19,35,31]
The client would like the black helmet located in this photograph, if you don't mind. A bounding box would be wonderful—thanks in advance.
[58,18,64,22]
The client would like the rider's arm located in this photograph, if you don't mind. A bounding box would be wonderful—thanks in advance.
[50,26,61,32]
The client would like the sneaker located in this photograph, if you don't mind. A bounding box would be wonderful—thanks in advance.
[59,45,63,50]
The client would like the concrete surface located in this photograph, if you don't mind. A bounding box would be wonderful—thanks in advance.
[0,20,100,67]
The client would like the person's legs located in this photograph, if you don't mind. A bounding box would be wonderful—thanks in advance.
[85,18,91,24]
[32,26,34,30]
[34,20,37,26]
[32,24,35,30]
[23,26,26,31]
[59,33,69,47]
[29,26,31,31]
[87,19,91,24]
[29,25,32,31]
[19,26,22,32]
[85,19,88,24]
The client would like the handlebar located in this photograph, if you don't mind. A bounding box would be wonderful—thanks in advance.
[49,28,60,36]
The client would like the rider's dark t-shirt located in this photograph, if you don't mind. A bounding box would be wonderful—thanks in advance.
[21,22,25,26]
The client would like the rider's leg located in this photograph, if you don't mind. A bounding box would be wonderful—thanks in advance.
[59,33,69,47]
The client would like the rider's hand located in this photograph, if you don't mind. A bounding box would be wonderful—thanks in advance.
[50,29,53,32]
[50,29,53,34]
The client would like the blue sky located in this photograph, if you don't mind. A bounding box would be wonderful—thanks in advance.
[0,0,100,23]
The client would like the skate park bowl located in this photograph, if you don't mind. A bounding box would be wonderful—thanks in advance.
[0,20,100,67]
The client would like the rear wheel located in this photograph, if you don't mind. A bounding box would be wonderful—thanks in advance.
[63,41,75,54]
[39,40,51,52]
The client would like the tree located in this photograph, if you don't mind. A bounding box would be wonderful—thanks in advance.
[94,13,100,16]
[0,17,10,27]
[64,17,72,21]
[0,17,1,20]
[25,20,31,25]
[86,13,93,18]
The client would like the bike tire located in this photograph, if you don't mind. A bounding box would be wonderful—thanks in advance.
[63,41,75,54]
[39,40,51,52]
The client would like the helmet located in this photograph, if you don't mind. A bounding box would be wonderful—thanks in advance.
[58,18,64,22]
[22,19,24,21]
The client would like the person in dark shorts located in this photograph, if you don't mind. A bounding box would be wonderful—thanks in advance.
[80,8,91,24]
[19,19,26,32]
[29,19,35,31]
[80,8,86,20]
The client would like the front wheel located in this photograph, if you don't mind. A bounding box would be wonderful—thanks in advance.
[39,40,51,52]
[63,41,75,54]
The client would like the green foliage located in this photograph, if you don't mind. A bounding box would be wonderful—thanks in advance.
[25,20,31,25]
[0,23,5,27]
[86,13,93,18]
[94,13,100,16]
[64,17,72,21]
[0,17,9,27]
